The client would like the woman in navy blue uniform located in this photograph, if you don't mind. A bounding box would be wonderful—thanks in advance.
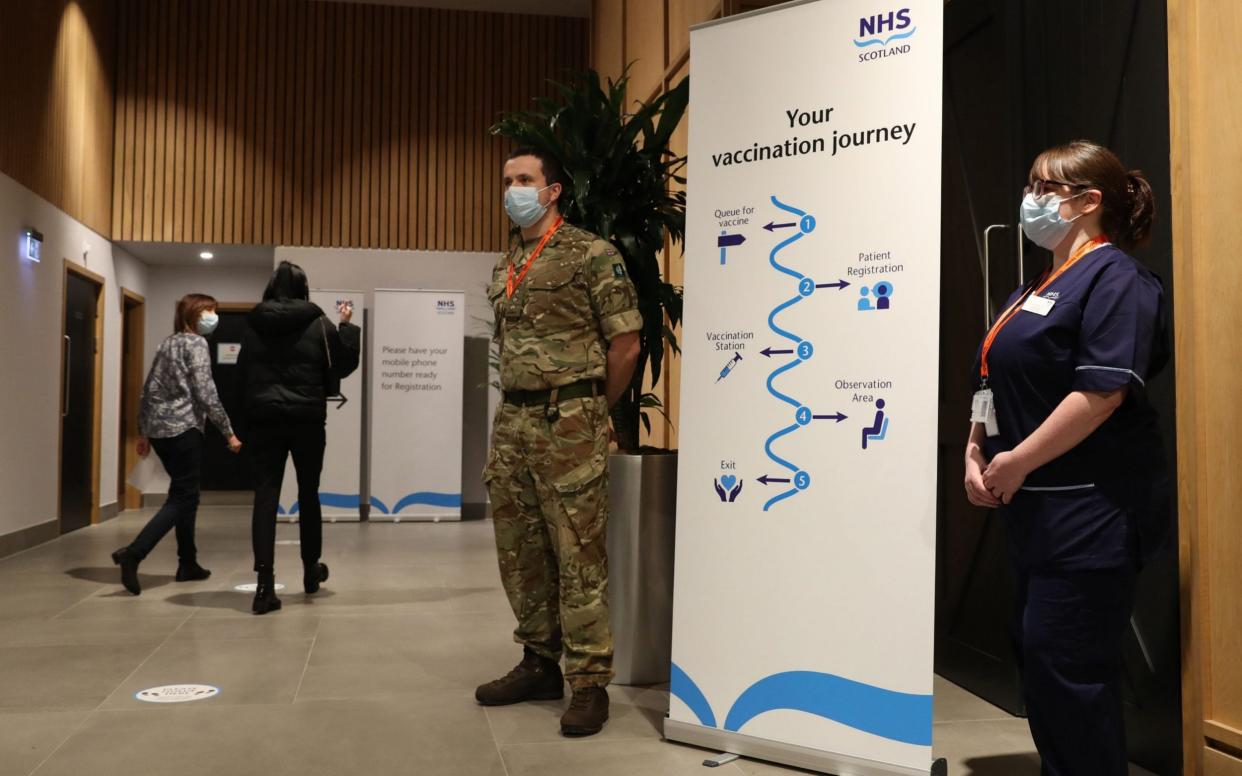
[963,140,1171,776]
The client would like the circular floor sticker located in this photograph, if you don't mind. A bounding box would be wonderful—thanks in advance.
[275,539,301,546]
[135,684,220,703]
[233,583,286,592]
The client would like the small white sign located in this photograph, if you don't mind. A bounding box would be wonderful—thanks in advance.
[135,684,220,704]
[217,343,242,365]
[233,583,286,593]
[1021,295,1056,316]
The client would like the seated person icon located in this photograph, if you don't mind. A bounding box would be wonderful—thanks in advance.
[862,399,889,450]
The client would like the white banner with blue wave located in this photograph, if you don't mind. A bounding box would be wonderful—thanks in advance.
[369,289,465,522]
[278,289,365,521]
[669,1,942,773]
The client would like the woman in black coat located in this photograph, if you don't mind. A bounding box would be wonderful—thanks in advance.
[237,261,361,614]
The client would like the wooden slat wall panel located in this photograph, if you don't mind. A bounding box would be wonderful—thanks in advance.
[111,0,587,250]
[0,0,114,236]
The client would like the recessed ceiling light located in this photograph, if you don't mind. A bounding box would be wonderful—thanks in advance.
[200,251,214,260]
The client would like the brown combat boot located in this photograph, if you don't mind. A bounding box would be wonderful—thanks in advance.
[560,687,609,736]
[475,648,564,706]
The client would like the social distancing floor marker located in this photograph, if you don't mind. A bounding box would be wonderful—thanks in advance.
[135,685,220,703]
[233,583,286,592]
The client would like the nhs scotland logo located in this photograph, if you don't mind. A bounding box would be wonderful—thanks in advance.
[854,8,917,62]
[436,299,457,314]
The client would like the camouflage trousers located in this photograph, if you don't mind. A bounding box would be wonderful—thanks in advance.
[484,395,613,689]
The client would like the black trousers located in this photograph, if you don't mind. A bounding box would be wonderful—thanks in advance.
[249,422,326,571]
[1013,564,1137,776]
[129,429,203,562]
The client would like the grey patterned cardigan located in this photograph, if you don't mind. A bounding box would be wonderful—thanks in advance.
[138,333,234,440]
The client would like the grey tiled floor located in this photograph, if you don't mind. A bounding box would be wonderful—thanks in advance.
[0,507,1156,776]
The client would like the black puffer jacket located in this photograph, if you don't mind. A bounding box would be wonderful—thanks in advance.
[237,300,361,424]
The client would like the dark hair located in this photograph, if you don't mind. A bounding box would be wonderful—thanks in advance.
[174,293,218,334]
[263,261,310,301]
[1029,140,1156,251]
[506,145,567,191]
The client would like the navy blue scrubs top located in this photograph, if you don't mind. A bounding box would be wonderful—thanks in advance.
[973,244,1171,571]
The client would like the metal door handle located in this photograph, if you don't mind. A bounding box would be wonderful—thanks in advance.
[63,335,71,418]
[1017,227,1026,285]
[982,224,1010,330]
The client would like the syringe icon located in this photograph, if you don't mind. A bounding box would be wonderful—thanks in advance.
[716,352,743,382]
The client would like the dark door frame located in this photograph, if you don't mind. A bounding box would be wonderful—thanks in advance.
[118,288,145,512]
[60,260,106,531]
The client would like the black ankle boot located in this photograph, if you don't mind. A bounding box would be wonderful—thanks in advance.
[303,562,329,594]
[252,569,282,615]
[175,560,212,582]
[111,547,141,595]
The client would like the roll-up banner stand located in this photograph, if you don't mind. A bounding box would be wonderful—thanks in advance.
[666,1,943,774]
[277,289,365,523]
[369,289,465,522]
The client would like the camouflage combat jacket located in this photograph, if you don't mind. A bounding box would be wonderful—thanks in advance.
[489,222,642,392]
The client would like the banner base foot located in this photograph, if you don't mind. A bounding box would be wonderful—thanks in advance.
[931,758,948,776]
[664,719,929,776]
[702,752,739,768]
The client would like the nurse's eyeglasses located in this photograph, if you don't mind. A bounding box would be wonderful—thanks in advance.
[1025,179,1087,197]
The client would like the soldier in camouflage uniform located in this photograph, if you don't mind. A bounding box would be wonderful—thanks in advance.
[474,147,641,737]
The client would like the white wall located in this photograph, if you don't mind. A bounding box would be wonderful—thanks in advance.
[0,170,148,539]
[276,248,498,509]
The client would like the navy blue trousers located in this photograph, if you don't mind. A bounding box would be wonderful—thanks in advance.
[1013,565,1136,776]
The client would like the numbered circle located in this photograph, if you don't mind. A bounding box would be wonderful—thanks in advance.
[794,471,811,490]
[795,406,812,426]
[798,277,815,297]
[800,214,817,234]
[797,341,814,360]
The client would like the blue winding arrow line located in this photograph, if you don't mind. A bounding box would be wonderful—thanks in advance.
[766,357,804,409]
[763,195,815,511]
[767,294,805,345]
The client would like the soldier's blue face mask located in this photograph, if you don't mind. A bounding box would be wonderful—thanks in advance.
[504,184,552,228]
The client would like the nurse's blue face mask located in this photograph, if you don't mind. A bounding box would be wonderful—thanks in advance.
[1020,188,1089,250]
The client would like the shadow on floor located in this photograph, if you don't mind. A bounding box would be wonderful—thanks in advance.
[66,566,175,591]
[164,588,339,612]
[960,754,1041,775]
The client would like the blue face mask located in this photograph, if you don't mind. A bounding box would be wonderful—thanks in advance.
[196,312,219,336]
[1020,191,1086,250]
[504,185,552,228]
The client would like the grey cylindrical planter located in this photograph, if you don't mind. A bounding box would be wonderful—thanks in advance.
[607,451,678,686]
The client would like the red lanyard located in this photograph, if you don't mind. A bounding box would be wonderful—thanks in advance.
[979,235,1109,381]
[506,217,563,299]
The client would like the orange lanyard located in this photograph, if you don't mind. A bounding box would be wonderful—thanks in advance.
[979,235,1110,381]
[506,217,563,298]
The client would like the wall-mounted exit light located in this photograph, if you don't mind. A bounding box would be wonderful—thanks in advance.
[23,229,42,263]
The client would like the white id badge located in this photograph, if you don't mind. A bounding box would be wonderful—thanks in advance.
[1021,295,1055,316]
[971,389,1000,437]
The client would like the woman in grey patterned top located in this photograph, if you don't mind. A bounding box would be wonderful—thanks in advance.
[111,294,242,595]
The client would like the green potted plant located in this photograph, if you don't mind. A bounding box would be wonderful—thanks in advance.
[491,68,688,685]
[490,68,688,453]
